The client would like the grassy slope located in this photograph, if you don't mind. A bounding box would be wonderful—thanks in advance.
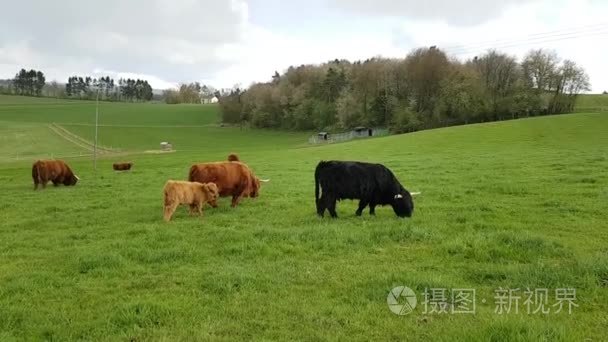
[0,95,607,340]
[0,95,309,158]
[575,93,608,113]
[0,95,90,105]
[0,122,90,162]
[0,96,219,126]
[63,125,309,152]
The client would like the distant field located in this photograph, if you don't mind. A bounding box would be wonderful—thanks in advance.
[0,95,311,159]
[63,124,309,152]
[0,121,90,162]
[0,95,86,105]
[575,93,608,113]
[0,95,219,126]
[0,95,607,340]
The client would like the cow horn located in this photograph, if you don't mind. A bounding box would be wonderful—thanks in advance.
[394,194,403,199]
[410,191,421,196]
[260,179,270,182]
[75,175,80,180]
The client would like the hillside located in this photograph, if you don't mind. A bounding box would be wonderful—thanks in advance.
[0,95,607,340]
[575,93,608,112]
[0,96,309,161]
[0,95,219,125]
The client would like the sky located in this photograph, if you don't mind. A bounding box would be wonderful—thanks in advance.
[1,0,607,92]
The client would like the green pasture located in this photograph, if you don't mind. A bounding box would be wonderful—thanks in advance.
[574,93,608,113]
[0,95,218,126]
[0,95,607,340]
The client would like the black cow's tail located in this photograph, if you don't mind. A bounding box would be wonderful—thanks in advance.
[314,161,326,205]
[314,163,320,205]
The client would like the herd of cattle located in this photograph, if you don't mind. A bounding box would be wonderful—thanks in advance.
[31,155,418,220]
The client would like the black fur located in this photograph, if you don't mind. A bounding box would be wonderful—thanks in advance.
[315,160,414,218]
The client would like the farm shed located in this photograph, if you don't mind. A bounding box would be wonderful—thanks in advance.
[353,126,373,137]
[308,127,389,144]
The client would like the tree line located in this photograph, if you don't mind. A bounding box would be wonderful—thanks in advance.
[218,48,591,133]
[0,68,225,105]
[163,82,217,104]
[10,69,46,96]
[66,76,152,101]
[0,69,154,102]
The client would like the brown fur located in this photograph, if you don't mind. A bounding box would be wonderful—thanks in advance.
[113,162,133,171]
[32,160,79,190]
[227,153,240,162]
[163,180,219,222]
[188,161,261,207]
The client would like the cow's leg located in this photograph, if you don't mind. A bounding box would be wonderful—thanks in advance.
[52,180,60,187]
[369,203,377,216]
[197,202,204,217]
[41,181,47,189]
[231,194,244,207]
[33,180,38,190]
[356,200,369,216]
[317,195,327,217]
[327,196,338,218]
[164,202,178,222]
[189,203,197,216]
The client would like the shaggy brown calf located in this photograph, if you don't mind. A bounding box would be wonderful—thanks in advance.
[113,162,133,171]
[163,180,219,222]
[32,159,79,190]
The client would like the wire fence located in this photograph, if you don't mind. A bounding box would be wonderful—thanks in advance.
[308,128,389,144]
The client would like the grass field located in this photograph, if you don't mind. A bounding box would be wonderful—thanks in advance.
[574,93,608,113]
[0,95,309,160]
[0,95,218,125]
[1,95,607,340]
[0,122,90,162]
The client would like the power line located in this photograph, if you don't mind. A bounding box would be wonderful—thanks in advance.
[444,29,608,56]
[441,22,608,51]
[446,27,608,54]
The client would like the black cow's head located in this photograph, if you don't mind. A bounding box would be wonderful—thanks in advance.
[391,189,414,218]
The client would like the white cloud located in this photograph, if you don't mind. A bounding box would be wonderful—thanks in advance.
[0,0,606,92]
[0,0,247,86]
[329,0,539,26]
[211,24,407,89]
[91,69,177,90]
[393,0,608,92]
[209,0,606,92]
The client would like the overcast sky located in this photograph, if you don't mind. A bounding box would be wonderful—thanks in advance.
[1,0,607,92]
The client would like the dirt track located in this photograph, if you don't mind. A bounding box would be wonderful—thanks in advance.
[47,123,117,154]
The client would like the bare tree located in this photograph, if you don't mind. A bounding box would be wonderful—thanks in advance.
[405,47,450,114]
[521,49,559,92]
[472,50,519,120]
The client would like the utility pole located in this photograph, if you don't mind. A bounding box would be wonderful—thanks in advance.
[94,86,99,172]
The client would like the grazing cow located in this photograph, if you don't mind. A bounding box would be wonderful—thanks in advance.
[227,153,240,162]
[314,160,414,218]
[163,180,219,222]
[32,159,79,190]
[188,161,269,207]
[112,162,133,171]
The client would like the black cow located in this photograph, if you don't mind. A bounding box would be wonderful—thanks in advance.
[314,160,414,218]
